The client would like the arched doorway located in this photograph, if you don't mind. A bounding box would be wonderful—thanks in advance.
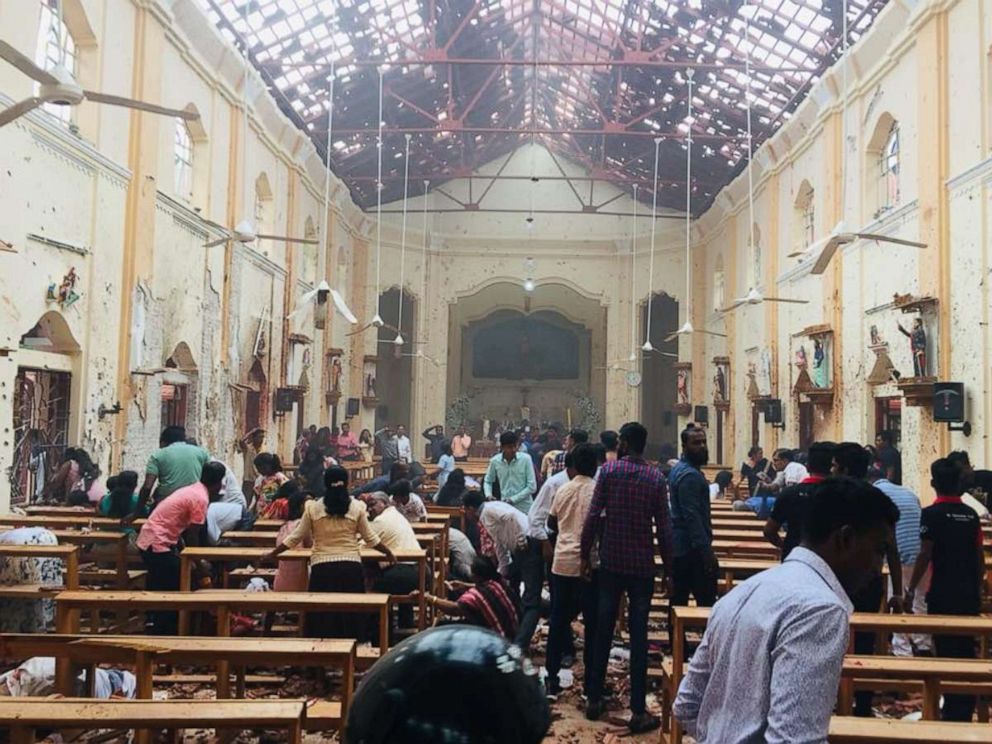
[11,311,81,504]
[640,293,679,460]
[375,288,416,432]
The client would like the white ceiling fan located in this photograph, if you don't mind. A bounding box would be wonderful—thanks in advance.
[787,0,926,274]
[204,4,316,250]
[286,67,357,326]
[788,221,927,275]
[721,9,808,315]
[662,70,726,345]
[0,2,199,129]
[723,286,808,312]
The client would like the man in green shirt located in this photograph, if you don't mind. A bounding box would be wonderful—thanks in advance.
[484,430,537,513]
[126,426,209,522]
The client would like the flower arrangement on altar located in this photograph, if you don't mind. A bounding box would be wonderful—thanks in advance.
[445,392,475,430]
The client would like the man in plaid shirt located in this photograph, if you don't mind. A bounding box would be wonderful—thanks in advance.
[580,421,674,734]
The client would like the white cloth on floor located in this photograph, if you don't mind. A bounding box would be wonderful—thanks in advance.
[0,657,136,698]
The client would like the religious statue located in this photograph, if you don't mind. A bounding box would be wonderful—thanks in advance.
[52,267,80,309]
[746,361,760,399]
[812,338,828,388]
[330,357,343,393]
[713,364,727,403]
[869,324,882,347]
[898,318,928,377]
[758,348,772,394]
[365,373,376,398]
[677,369,690,405]
[795,345,808,371]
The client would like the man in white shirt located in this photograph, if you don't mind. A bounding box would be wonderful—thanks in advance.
[463,490,542,651]
[212,459,247,508]
[396,425,413,463]
[205,501,247,545]
[388,479,427,523]
[368,492,420,629]
[674,477,899,743]
[447,527,477,581]
[757,448,808,495]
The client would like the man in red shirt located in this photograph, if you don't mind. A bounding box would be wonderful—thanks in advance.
[337,422,360,461]
[136,461,225,634]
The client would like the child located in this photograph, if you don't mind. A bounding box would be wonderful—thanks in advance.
[260,479,299,522]
[274,489,312,592]
[907,458,984,722]
[253,453,289,517]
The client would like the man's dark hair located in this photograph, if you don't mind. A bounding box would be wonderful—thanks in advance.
[877,430,895,446]
[932,457,963,495]
[161,425,187,446]
[592,443,608,465]
[834,442,871,479]
[946,450,971,469]
[462,490,485,510]
[568,429,589,445]
[600,430,619,452]
[388,479,412,499]
[803,476,899,544]
[571,443,598,477]
[563,450,575,470]
[714,470,733,489]
[500,431,519,447]
[618,421,648,455]
[747,445,763,459]
[680,426,699,447]
[200,461,226,487]
[807,441,837,476]
[389,461,408,482]
[772,448,794,462]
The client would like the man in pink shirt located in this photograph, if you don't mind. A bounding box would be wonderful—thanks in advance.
[337,422,360,461]
[136,461,225,634]
[451,426,472,461]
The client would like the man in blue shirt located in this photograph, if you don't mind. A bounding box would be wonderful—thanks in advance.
[869,465,927,656]
[668,427,717,610]
[484,431,537,514]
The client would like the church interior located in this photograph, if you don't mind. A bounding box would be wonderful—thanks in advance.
[0,0,991,740]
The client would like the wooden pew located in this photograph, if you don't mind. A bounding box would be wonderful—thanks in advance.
[664,606,992,743]
[711,540,779,559]
[0,544,79,592]
[840,655,992,720]
[0,633,354,729]
[0,698,305,744]
[176,546,427,630]
[828,716,992,742]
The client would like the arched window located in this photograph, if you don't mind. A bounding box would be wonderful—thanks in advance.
[174,118,194,201]
[877,122,900,215]
[793,180,815,252]
[866,114,900,219]
[254,173,273,236]
[748,223,762,289]
[35,0,76,125]
[712,255,725,314]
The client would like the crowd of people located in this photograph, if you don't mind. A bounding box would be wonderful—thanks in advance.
[14,414,992,739]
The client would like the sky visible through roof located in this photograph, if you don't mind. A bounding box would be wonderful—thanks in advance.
[198,0,889,214]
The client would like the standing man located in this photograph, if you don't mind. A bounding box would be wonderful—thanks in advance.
[875,430,902,485]
[396,425,413,464]
[451,425,473,462]
[868,465,927,656]
[946,451,992,519]
[551,429,588,476]
[336,422,360,461]
[422,424,446,463]
[375,425,399,476]
[545,444,598,697]
[581,422,673,734]
[135,461,225,634]
[129,426,210,521]
[674,478,899,742]
[832,441,904,717]
[484,431,537,514]
[463,490,543,651]
[764,441,834,558]
[669,427,718,611]
[906,458,984,722]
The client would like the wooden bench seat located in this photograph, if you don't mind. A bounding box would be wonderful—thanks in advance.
[0,698,305,744]
[828,716,992,742]
[305,700,344,730]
